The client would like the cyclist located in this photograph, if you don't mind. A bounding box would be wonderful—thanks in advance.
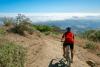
[61,27,74,62]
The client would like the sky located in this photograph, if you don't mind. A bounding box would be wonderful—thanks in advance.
[0,0,100,22]
[0,0,100,13]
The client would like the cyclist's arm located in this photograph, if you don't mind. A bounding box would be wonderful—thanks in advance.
[61,33,65,42]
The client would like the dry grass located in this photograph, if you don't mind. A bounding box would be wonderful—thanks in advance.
[0,37,26,67]
[76,36,100,57]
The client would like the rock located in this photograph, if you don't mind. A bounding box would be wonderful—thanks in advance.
[86,60,96,67]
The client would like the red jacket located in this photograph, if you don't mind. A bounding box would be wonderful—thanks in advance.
[62,32,74,44]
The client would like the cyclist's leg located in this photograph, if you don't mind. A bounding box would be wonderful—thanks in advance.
[71,49,73,60]
[63,42,65,57]
[63,42,67,57]
[63,46,65,56]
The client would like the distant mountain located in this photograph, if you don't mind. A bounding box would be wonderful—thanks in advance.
[34,19,100,33]
[31,15,100,33]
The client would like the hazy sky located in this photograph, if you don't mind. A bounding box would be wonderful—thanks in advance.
[0,0,100,13]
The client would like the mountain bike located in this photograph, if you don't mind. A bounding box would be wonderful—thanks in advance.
[61,41,72,67]
[65,45,71,67]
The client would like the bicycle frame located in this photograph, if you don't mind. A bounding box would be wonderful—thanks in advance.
[61,41,72,67]
[65,45,71,67]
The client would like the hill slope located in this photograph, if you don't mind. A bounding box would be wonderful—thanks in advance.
[4,32,100,67]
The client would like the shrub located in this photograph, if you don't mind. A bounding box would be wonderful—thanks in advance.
[33,25,52,32]
[13,22,33,35]
[80,30,100,42]
[0,41,26,67]
[44,31,51,35]
[0,28,6,36]
[84,42,96,50]
[11,14,34,35]
[87,30,100,41]
[88,33,96,41]
[95,31,100,41]
[2,17,14,26]
[32,25,61,35]
[51,25,61,32]
[80,30,95,38]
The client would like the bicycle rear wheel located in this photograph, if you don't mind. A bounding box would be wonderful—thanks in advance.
[65,45,71,67]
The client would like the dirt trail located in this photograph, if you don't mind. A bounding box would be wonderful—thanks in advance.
[41,36,90,67]
[5,33,100,67]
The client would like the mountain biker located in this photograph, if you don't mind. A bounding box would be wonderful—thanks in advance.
[61,27,74,62]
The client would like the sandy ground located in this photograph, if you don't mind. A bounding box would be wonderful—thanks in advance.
[4,33,100,67]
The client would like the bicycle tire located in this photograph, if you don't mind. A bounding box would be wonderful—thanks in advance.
[65,45,71,67]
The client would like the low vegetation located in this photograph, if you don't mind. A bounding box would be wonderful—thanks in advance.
[12,22,33,35]
[2,14,34,35]
[33,25,52,32]
[2,14,61,36]
[0,39,26,67]
[0,28,6,36]
[84,42,96,50]
[2,17,14,26]
[79,30,100,56]
[80,30,100,42]
[32,25,61,35]
[13,14,34,35]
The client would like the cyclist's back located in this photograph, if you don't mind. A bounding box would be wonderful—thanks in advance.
[63,31,74,44]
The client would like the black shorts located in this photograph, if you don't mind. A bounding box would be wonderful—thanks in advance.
[63,42,74,50]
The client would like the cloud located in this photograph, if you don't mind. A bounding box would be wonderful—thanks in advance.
[0,13,100,22]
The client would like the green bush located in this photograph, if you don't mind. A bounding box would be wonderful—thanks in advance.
[0,41,26,67]
[84,42,96,50]
[32,25,61,35]
[0,28,6,36]
[51,25,61,32]
[33,25,52,32]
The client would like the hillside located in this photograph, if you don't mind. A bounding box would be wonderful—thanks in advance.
[2,31,99,67]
